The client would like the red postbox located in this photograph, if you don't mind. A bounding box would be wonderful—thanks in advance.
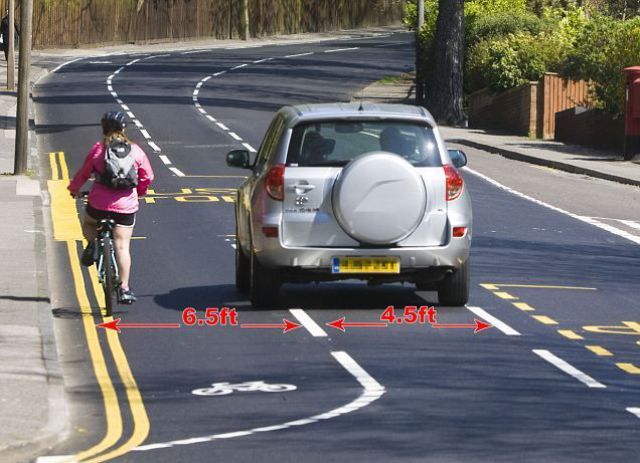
[624,66,640,160]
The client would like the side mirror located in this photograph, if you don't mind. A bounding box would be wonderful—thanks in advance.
[226,149,251,169]
[448,149,468,168]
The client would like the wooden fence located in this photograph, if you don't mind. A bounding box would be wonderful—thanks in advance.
[468,73,592,139]
[11,0,402,49]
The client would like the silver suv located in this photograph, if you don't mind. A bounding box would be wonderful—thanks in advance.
[227,103,472,308]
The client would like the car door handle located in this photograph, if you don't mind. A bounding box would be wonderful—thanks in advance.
[290,184,316,192]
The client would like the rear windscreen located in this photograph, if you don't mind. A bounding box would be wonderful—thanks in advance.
[286,120,442,167]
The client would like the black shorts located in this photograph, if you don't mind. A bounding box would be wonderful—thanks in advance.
[86,204,136,227]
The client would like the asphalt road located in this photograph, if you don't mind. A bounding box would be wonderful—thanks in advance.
[35,30,640,463]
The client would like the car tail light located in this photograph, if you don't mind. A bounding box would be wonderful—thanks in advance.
[265,164,285,201]
[444,165,464,201]
[452,227,467,238]
[262,226,278,238]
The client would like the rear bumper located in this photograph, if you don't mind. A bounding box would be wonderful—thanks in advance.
[255,233,471,271]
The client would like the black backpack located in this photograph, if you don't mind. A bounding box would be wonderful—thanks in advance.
[98,137,138,190]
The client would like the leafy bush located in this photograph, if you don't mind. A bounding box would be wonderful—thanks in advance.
[467,11,544,46]
[562,15,640,115]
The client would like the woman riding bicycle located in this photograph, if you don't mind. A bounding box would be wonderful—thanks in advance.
[68,111,154,304]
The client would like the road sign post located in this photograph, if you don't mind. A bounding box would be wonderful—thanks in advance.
[14,0,32,175]
[415,0,425,105]
[7,0,15,90]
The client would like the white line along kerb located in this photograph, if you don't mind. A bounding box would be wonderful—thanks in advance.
[132,351,384,452]
[465,167,640,246]
[533,349,606,388]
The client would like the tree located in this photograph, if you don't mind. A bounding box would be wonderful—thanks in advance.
[426,0,465,126]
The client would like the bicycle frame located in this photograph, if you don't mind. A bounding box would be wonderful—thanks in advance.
[95,220,119,315]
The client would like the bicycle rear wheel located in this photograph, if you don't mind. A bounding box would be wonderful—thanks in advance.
[103,237,116,317]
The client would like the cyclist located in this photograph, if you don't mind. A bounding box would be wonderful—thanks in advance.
[67,111,154,304]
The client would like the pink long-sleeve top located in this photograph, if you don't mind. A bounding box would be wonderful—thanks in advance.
[68,141,155,214]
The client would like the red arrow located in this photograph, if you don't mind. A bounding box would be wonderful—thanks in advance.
[433,319,492,334]
[97,318,182,333]
[326,317,389,332]
[240,319,302,334]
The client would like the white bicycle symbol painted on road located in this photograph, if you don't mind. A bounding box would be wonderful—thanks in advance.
[192,380,297,396]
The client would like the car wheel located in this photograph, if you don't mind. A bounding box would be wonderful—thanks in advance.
[235,243,250,293]
[437,259,470,306]
[249,251,281,308]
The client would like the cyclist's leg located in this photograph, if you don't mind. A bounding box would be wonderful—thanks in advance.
[114,224,133,288]
[82,210,98,242]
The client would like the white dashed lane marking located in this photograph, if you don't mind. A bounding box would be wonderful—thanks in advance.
[465,305,520,336]
[533,349,606,389]
[289,309,328,337]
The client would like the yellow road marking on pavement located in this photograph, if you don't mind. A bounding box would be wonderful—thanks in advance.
[532,315,558,325]
[583,322,640,335]
[85,266,150,462]
[616,363,640,374]
[49,152,60,180]
[494,291,518,300]
[513,302,536,312]
[58,152,69,180]
[558,329,584,340]
[479,283,499,290]
[586,345,613,356]
[52,151,149,462]
[66,241,123,463]
[488,284,597,290]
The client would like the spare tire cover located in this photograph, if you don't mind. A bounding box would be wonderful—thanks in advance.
[332,151,427,245]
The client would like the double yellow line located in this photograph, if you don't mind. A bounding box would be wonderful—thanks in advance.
[49,152,149,462]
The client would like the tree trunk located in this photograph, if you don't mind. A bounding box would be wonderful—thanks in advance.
[426,0,465,126]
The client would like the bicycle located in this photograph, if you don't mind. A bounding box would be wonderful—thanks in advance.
[95,219,119,317]
[80,192,120,317]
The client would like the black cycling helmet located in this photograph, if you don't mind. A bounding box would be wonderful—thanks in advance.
[101,110,127,134]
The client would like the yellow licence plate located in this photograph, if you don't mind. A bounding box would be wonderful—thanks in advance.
[331,257,400,274]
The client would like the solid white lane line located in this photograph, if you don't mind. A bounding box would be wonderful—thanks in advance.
[285,52,314,58]
[133,351,383,452]
[159,155,171,165]
[202,76,212,82]
[228,132,242,141]
[213,71,227,77]
[619,219,640,230]
[465,168,640,246]
[289,309,328,337]
[169,167,185,177]
[324,47,360,53]
[331,351,384,391]
[148,142,161,152]
[126,58,142,66]
[232,64,248,70]
[626,407,640,419]
[140,129,151,139]
[253,58,273,63]
[242,142,256,153]
[532,349,606,389]
[465,305,520,336]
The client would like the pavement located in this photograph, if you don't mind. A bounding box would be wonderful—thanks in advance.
[1,25,639,463]
[360,75,640,187]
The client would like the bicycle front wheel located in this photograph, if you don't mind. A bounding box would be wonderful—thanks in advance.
[103,237,116,317]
